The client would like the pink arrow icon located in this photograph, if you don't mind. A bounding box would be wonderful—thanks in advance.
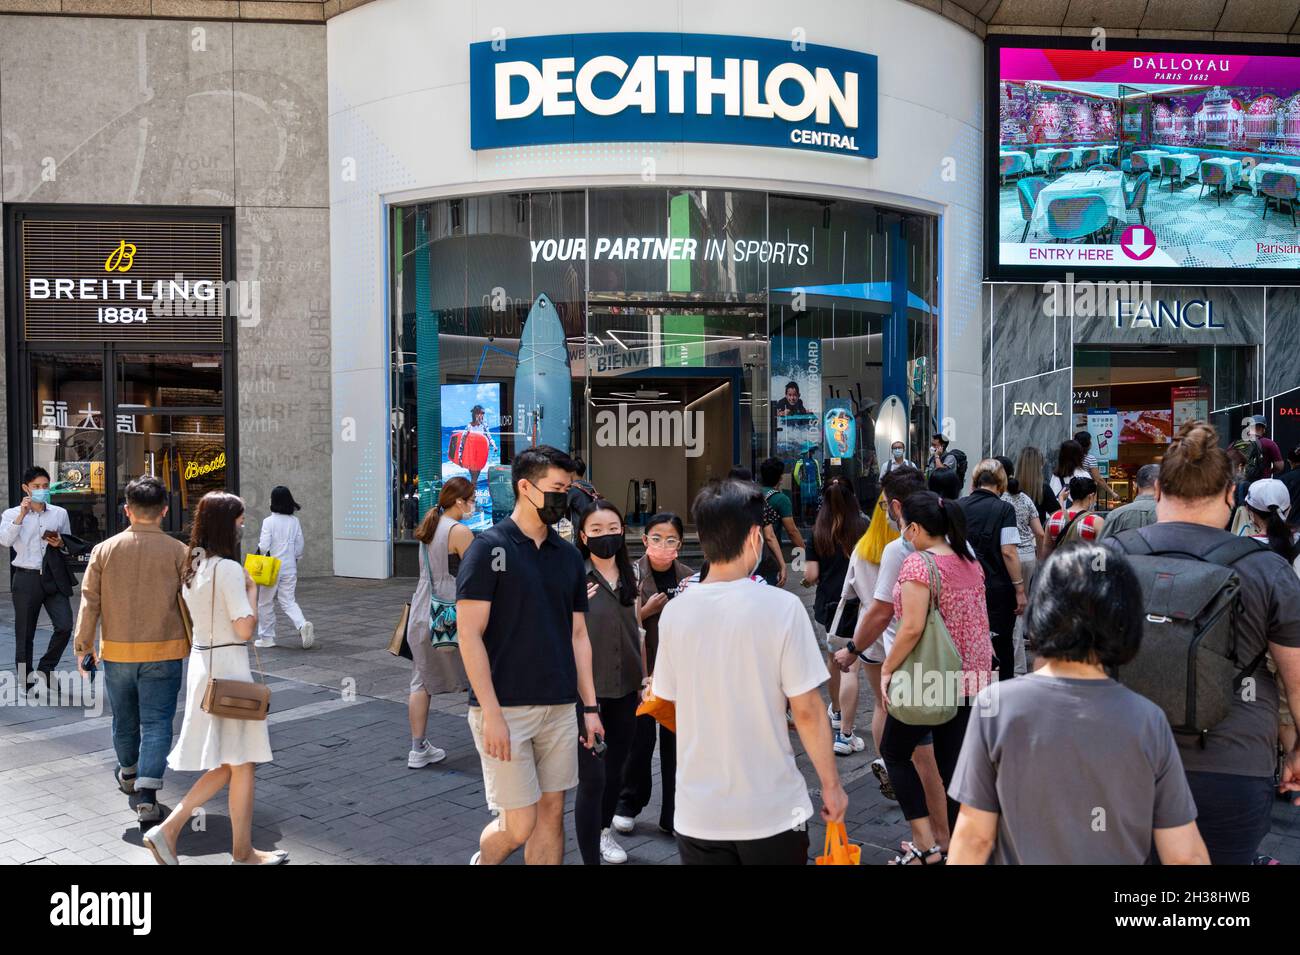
[1120,224,1156,260]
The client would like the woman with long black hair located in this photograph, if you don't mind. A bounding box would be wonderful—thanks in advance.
[1050,439,1089,508]
[801,477,868,754]
[575,500,643,864]
[880,490,992,865]
[1243,479,1300,572]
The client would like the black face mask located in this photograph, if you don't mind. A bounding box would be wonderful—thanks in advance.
[585,533,623,559]
[528,486,569,525]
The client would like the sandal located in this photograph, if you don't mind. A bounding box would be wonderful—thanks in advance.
[888,841,945,866]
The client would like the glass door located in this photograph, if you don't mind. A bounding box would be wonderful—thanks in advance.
[112,353,228,535]
[28,351,110,542]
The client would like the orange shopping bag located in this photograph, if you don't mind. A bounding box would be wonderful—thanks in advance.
[816,822,861,866]
[635,680,676,734]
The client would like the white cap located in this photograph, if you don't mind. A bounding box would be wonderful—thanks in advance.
[1245,478,1291,521]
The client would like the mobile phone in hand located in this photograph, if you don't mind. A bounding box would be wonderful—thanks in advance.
[81,653,97,675]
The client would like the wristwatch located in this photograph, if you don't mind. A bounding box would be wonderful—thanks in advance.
[582,704,599,714]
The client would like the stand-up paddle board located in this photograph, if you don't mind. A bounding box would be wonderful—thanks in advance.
[449,430,490,471]
[486,293,572,519]
[514,293,571,450]
[874,395,907,472]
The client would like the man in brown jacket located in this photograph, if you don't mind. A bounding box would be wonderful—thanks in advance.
[75,475,191,824]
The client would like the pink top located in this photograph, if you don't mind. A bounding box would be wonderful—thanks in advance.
[892,551,993,693]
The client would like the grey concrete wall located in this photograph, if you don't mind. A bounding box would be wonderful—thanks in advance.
[0,14,332,575]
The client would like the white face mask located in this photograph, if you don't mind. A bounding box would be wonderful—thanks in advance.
[749,531,764,576]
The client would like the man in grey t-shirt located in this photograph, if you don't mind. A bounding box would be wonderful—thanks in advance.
[947,543,1208,865]
[1098,464,1159,540]
[949,675,1200,864]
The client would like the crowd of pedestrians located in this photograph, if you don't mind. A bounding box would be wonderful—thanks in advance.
[7,413,1300,866]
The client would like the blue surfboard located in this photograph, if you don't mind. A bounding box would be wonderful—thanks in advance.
[514,293,572,451]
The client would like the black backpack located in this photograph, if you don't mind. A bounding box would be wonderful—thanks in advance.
[949,449,968,487]
[1230,438,1266,483]
[1110,528,1268,743]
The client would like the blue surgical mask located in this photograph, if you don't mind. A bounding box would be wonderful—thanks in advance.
[892,447,904,460]
[29,488,50,505]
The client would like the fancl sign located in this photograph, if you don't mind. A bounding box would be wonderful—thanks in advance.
[469,33,877,158]
[1113,298,1223,330]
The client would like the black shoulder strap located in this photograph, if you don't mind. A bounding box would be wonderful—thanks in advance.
[1053,511,1084,549]
[1114,526,1263,567]
[1202,535,1266,568]
[1112,526,1152,556]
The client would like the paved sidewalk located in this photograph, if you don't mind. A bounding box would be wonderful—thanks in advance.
[1,575,1297,865]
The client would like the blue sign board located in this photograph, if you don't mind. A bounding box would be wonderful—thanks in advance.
[470,32,877,158]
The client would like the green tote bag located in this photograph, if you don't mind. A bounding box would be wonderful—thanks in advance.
[887,551,964,726]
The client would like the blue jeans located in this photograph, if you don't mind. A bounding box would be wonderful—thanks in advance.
[1184,771,1275,865]
[103,660,183,791]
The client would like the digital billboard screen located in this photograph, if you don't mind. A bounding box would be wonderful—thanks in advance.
[990,39,1300,276]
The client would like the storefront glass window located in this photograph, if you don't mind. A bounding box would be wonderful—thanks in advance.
[29,352,108,542]
[391,188,940,541]
[1073,343,1258,503]
[116,353,224,408]
[7,209,236,547]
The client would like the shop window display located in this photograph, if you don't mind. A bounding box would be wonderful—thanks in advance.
[391,188,939,540]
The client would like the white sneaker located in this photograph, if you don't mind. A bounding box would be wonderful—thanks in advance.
[833,731,865,756]
[407,740,447,768]
[469,850,481,865]
[299,621,315,650]
[599,828,628,864]
[611,814,635,834]
[827,703,841,730]
[253,638,276,649]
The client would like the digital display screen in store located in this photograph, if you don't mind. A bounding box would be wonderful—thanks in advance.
[993,42,1300,274]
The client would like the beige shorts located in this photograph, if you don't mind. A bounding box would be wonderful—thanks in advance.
[467,703,579,812]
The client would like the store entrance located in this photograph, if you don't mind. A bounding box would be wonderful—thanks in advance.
[1074,344,1257,505]
[20,347,233,545]
[586,372,738,526]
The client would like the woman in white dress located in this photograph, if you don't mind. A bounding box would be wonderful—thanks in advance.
[255,485,313,650]
[143,491,286,866]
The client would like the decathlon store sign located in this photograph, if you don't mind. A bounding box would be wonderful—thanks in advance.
[469,32,877,158]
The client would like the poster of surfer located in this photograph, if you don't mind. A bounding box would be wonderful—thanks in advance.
[771,337,822,462]
[442,382,501,530]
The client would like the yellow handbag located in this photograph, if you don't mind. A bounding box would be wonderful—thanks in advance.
[244,551,282,587]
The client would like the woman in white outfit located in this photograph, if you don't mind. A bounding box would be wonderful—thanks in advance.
[406,477,474,768]
[143,491,286,865]
[255,486,312,649]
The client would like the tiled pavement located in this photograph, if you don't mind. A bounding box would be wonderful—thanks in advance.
[1,575,1298,865]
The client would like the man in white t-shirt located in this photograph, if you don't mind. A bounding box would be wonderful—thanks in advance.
[655,478,847,864]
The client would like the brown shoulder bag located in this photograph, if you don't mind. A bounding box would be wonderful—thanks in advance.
[197,558,271,721]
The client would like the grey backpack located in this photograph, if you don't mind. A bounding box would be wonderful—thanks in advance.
[1110,528,1268,743]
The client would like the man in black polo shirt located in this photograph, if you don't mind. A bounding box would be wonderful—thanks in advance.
[456,445,603,865]
[958,459,1026,682]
